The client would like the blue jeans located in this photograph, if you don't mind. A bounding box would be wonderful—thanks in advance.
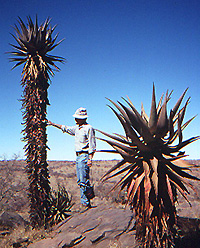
[76,153,90,206]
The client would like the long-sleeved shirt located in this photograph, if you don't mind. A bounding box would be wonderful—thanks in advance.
[61,123,96,154]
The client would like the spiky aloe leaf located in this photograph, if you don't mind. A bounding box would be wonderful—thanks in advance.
[98,85,200,248]
[156,92,168,138]
[149,83,157,134]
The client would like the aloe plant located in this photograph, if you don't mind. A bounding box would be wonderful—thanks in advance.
[98,85,200,247]
[49,184,74,225]
[9,16,64,227]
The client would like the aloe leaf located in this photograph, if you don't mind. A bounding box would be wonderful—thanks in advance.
[107,105,150,152]
[120,100,154,143]
[97,137,136,155]
[101,160,127,180]
[162,136,200,155]
[171,88,188,118]
[10,32,24,47]
[35,15,39,33]
[166,128,179,145]
[96,149,118,153]
[11,60,26,69]
[168,176,191,206]
[9,51,26,57]
[47,39,64,52]
[121,166,143,190]
[166,175,174,205]
[160,161,190,193]
[113,133,129,142]
[167,90,173,103]
[13,24,22,39]
[143,161,150,176]
[172,158,193,169]
[166,154,188,162]
[9,43,27,53]
[96,129,131,145]
[150,158,158,173]
[27,15,35,30]
[151,171,158,196]
[107,105,132,138]
[18,16,29,38]
[156,92,168,138]
[123,98,154,138]
[172,136,200,152]
[112,145,138,163]
[168,110,175,142]
[109,169,135,192]
[128,172,145,202]
[141,102,149,124]
[107,98,130,121]
[143,162,151,210]
[118,101,141,133]
[104,163,135,181]
[177,113,183,145]
[181,115,197,131]
[159,169,189,213]
[126,95,135,108]
[149,83,158,134]
[166,161,200,181]
[144,175,151,211]
[179,97,190,126]
[157,92,164,113]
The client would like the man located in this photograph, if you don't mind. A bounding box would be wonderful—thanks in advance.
[48,107,96,211]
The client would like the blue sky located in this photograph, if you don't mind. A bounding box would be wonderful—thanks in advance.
[0,0,199,160]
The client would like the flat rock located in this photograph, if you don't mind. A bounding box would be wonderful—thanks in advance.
[28,202,136,248]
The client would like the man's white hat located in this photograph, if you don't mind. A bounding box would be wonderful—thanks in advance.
[73,107,88,119]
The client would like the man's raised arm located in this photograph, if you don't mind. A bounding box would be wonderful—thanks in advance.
[47,120,63,130]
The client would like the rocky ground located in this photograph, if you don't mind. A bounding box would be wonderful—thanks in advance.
[0,159,200,247]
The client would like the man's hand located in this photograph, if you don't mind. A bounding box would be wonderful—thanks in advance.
[47,120,53,126]
[88,153,94,167]
[87,159,92,167]
[47,121,63,130]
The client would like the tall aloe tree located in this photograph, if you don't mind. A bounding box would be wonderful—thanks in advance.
[9,16,64,227]
[98,85,200,247]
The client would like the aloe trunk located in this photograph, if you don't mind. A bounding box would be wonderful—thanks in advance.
[9,16,64,227]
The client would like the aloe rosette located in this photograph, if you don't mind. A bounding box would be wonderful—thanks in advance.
[98,85,200,247]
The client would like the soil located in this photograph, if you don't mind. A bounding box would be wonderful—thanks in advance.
[0,159,200,247]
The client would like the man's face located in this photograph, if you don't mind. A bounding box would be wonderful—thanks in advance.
[75,118,86,126]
